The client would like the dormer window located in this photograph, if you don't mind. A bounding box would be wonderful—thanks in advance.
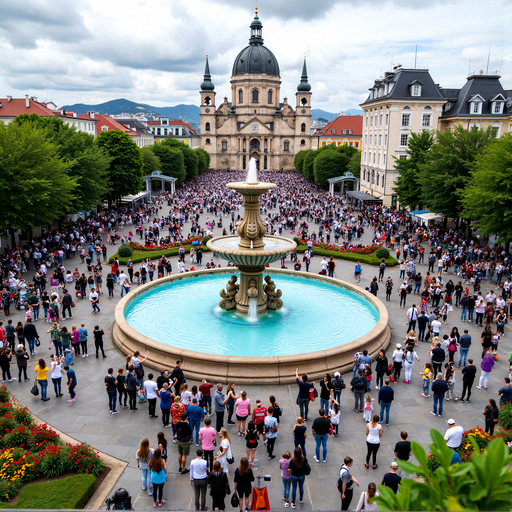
[409,80,423,97]
[469,94,484,115]
[491,94,505,114]
[331,129,336,135]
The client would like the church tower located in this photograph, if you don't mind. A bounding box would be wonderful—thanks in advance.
[199,55,217,166]
[295,56,312,141]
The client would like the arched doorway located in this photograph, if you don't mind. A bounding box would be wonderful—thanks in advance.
[250,152,260,170]
[250,138,260,151]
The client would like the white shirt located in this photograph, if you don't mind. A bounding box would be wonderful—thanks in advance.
[392,349,404,363]
[444,425,464,448]
[189,458,208,480]
[119,273,128,285]
[89,291,98,303]
[431,320,442,333]
[407,307,418,321]
[144,380,158,399]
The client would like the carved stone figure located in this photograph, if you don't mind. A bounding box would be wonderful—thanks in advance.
[264,275,283,310]
[219,275,239,310]
[247,279,258,299]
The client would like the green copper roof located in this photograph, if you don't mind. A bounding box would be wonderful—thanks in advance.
[201,55,215,91]
[297,58,311,92]
[250,14,262,27]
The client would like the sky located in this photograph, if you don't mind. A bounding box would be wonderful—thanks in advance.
[0,0,510,112]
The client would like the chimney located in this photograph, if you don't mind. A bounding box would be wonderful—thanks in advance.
[339,111,345,116]
[393,64,402,73]
[87,111,95,119]
[73,112,77,118]
[25,95,30,108]
[6,96,11,103]
[31,96,37,102]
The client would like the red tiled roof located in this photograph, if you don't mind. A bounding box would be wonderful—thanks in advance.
[316,115,363,137]
[0,98,65,118]
[147,119,196,133]
[93,114,132,136]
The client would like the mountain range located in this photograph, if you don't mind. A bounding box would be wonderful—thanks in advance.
[59,98,362,130]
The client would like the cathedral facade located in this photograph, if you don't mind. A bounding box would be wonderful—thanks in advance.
[199,10,312,171]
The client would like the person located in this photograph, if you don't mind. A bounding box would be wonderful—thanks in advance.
[354,262,362,283]
[89,287,100,313]
[483,399,499,435]
[459,359,477,403]
[419,362,433,398]
[199,418,217,472]
[431,373,448,417]
[295,369,314,422]
[444,362,457,401]
[244,420,259,468]
[444,419,464,449]
[188,397,205,446]
[144,373,160,419]
[365,415,383,469]
[0,346,13,383]
[431,341,445,377]
[126,365,139,412]
[458,330,471,368]
[378,378,394,426]
[199,379,214,416]
[208,461,229,512]
[498,377,512,405]
[311,408,330,463]
[176,411,192,474]
[293,416,307,457]
[399,281,408,308]
[136,438,154,496]
[23,318,39,357]
[251,399,267,445]
[60,289,73,319]
[149,448,167,507]
[381,462,401,494]
[476,351,495,389]
[288,447,309,509]
[35,358,50,401]
[190,449,208,512]
[355,482,379,512]
[375,351,388,390]
[158,383,172,427]
[264,406,278,460]
[171,395,186,440]
[225,382,238,426]
[403,346,420,384]
[280,451,292,507]
[93,325,107,359]
[78,324,88,358]
[363,394,374,423]
[234,457,254,512]
[157,431,168,463]
[407,304,418,332]
[319,373,332,412]
[235,390,251,437]
[104,367,118,414]
[339,456,360,511]
[64,364,77,402]
[385,276,393,301]
[393,431,412,478]
[14,344,29,383]
[392,343,404,383]
[214,428,232,475]
[417,311,429,342]
[117,368,128,409]
[171,360,185,395]
[351,369,367,413]
[214,383,229,433]
[328,399,340,437]
[331,371,345,403]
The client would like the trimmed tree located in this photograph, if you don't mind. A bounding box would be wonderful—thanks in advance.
[294,150,308,174]
[195,148,210,174]
[161,138,198,180]
[141,146,162,174]
[313,149,350,186]
[150,144,186,185]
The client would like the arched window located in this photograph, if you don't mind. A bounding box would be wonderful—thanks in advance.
[301,97,307,106]
[221,140,227,151]
[205,138,211,145]
[284,140,290,151]
[204,96,211,105]
[252,89,259,104]
[363,169,366,181]
[301,123,306,133]
[376,174,379,186]
[371,170,375,184]
[300,139,305,145]
[239,90,243,103]
[268,90,273,104]
[205,122,210,132]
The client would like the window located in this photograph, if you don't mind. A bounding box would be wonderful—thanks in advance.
[370,116,373,126]
[376,174,379,186]
[239,90,243,103]
[383,154,386,166]
[355,142,359,149]
[301,139,305,145]
[264,155,268,169]
[205,122,210,132]
[243,139,246,152]
[252,89,259,103]
[373,153,375,164]
[365,116,368,127]
[164,128,167,135]
[399,155,407,160]
[268,90,273,104]
[221,140,227,151]
[342,130,347,134]
[494,101,503,114]
[471,101,482,114]
[157,128,161,135]
[363,169,366,181]
[422,114,431,127]
[401,113,411,127]
[284,140,290,151]
[412,85,420,96]
[205,138,211,145]
[349,142,353,147]
[385,134,388,145]
[385,113,389,125]
[349,130,352,135]
[301,123,306,133]
[204,96,211,105]
[331,129,336,135]
[369,134,372,146]
[400,134,408,146]
[379,135,382,145]
[371,170,375,184]
[162,120,167,125]
[301,97,308,106]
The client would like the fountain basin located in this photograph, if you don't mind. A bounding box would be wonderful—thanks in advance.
[113,268,391,384]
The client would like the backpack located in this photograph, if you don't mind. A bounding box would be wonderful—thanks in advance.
[337,466,352,493]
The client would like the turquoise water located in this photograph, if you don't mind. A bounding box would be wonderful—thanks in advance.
[124,273,379,357]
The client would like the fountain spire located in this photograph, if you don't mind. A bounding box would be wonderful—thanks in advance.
[246,157,259,185]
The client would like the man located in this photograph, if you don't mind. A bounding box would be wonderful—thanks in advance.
[251,399,267,445]
[190,449,208,512]
[458,358,477,403]
[105,367,118,415]
[295,369,314,421]
[417,311,429,342]
[60,289,73,319]
[356,350,372,371]
[264,406,278,460]
[171,360,185,396]
[354,262,362,283]
[460,292,470,322]
[188,398,205,446]
[199,379,214,416]
[378,378,394,426]
[350,369,367,413]
[431,316,442,338]
[498,377,512,405]
[176,411,192,474]
[378,259,386,282]
[5,320,15,353]
[381,462,401,494]
[327,257,335,278]
[143,373,160,419]
[89,288,100,314]
[407,304,418,332]
[63,364,77,403]
[444,419,464,449]
[458,330,471,368]
[320,258,328,275]
[214,383,228,433]
[125,365,139,412]
[156,370,170,390]
[431,341,445,377]
[311,408,331,463]
[431,373,448,417]
[338,456,360,511]
[393,431,411,478]
[22,318,39,357]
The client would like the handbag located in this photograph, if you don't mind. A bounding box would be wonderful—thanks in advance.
[304,459,311,476]
[329,424,333,436]
[230,492,239,508]
[35,337,41,347]
[361,492,366,510]
[30,382,39,396]
[71,301,75,308]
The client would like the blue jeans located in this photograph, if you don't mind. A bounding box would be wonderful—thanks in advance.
[315,433,328,461]
[190,420,201,444]
[414,282,421,293]
[332,389,341,404]
[468,309,474,321]
[290,474,305,504]
[32,305,40,320]
[52,377,61,397]
[107,389,117,411]
[27,337,35,354]
[433,395,443,415]
[320,398,330,413]
[52,340,63,356]
[282,477,291,501]
[141,467,153,492]
[92,302,100,313]
[38,379,48,399]
[203,396,212,414]
[380,402,391,424]
[460,308,467,321]
[458,348,469,367]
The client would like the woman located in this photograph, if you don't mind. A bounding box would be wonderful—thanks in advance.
[365,415,383,469]
[71,325,80,356]
[319,374,332,412]
[15,321,25,347]
[444,362,457,401]
[402,346,420,384]
[288,447,309,509]
[244,420,259,468]
[51,355,63,398]
[280,451,292,506]
[496,309,507,336]
[483,399,499,435]
[149,448,167,507]
[106,273,115,298]
[355,482,379,512]
[475,299,486,327]
[235,391,251,436]
[157,432,168,462]
[208,461,229,512]
[40,291,50,322]
[226,383,238,426]
[480,324,493,357]
[398,280,408,308]
[14,344,29,382]
[234,457,254,512]
[117,368,128,408]
[405,330,417,349]
[375,350,388,390]
[59,326,71,354]
[476,352,495,390]
[0,346,13,382]
[180,382,192,407]
[160,382,173,428]
[136,438,154,495]
[214,428,232,474]
[35,358,50,401]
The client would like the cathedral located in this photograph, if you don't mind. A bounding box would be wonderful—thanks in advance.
[199,9,312,171]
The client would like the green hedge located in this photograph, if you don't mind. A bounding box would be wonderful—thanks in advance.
[109,244,211,265]
[295,246,398,266]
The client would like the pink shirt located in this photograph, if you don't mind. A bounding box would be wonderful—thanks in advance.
[199,426,216,451]
[235,398,251,417]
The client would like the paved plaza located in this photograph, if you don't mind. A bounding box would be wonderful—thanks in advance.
[5,198,511,511]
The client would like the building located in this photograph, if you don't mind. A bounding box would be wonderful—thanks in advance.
[311,114,363,150]
[114,118,155,147]
[199,9,312,171]
[147,118,200,148]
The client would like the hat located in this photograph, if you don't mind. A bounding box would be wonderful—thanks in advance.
[192,398,198,403]
[447,418,456,425]
[216,383,223,388]
[390,461,399,469]
[396,343,401,348]
[334,371,340,378]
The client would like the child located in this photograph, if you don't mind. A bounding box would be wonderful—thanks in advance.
[491,331,500,352]
[363,394,374,423]
[25,306,33,322]
[328,399,340,437]
[279,451,292,506]
[292,416,307,457]
[364,364,372,385]
[419,362,433,397]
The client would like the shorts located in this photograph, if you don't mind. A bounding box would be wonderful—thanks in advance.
[178,441,191,456]
[237,487,251,498]
[236,414,248,422]
[256,422,265,435]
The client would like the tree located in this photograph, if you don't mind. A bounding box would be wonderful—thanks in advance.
[346,151,361,178]
[150,144,186,184]
[195,148,210,174]
[0,121,77,242]
[141,146,161,174]
[302,150,317,181]
[96,130,144,206]
[294,149,308,174]
[418,126,495,223]
[313,148,351,186]
[393,130,435,209]
[161,138,198,180]
[463,133,512,243]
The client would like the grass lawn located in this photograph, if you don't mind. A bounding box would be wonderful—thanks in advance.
[0,474,96,509]
[295,245,398,266]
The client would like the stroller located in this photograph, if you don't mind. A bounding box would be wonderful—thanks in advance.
[105,488,132,510]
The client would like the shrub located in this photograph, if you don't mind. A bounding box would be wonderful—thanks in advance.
[117,244,133,258]
[293,236,301,246]
[0,414,17,436]
[67,444,105,476]
[27,424,61,452]
[3,425,30,448]
[375,247,390,259]
[202,235,212,246]
[12,408,34,427]
[499,403,512,430]
[0,447,41,483]
[39,444,71,478]
[0,387,10,404]
[0,479,21,502]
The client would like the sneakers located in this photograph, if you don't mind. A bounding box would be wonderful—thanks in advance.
[67,398,75,402]
[476,385,482,389]
[284,502,290,508]
[182,468,190,474]
[299,499,304,504]
[430,410,436,415]
[8,378,16,382]
[158,501,165,507]
[112,410,119,414]
[314,456,320,463]
[290,504,296,509]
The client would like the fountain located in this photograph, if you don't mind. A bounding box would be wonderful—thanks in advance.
[206,159,296,315]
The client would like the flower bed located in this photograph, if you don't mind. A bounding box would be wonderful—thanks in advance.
[0,388,104,502]
[126,236,203,252]
[297,238,382,254]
